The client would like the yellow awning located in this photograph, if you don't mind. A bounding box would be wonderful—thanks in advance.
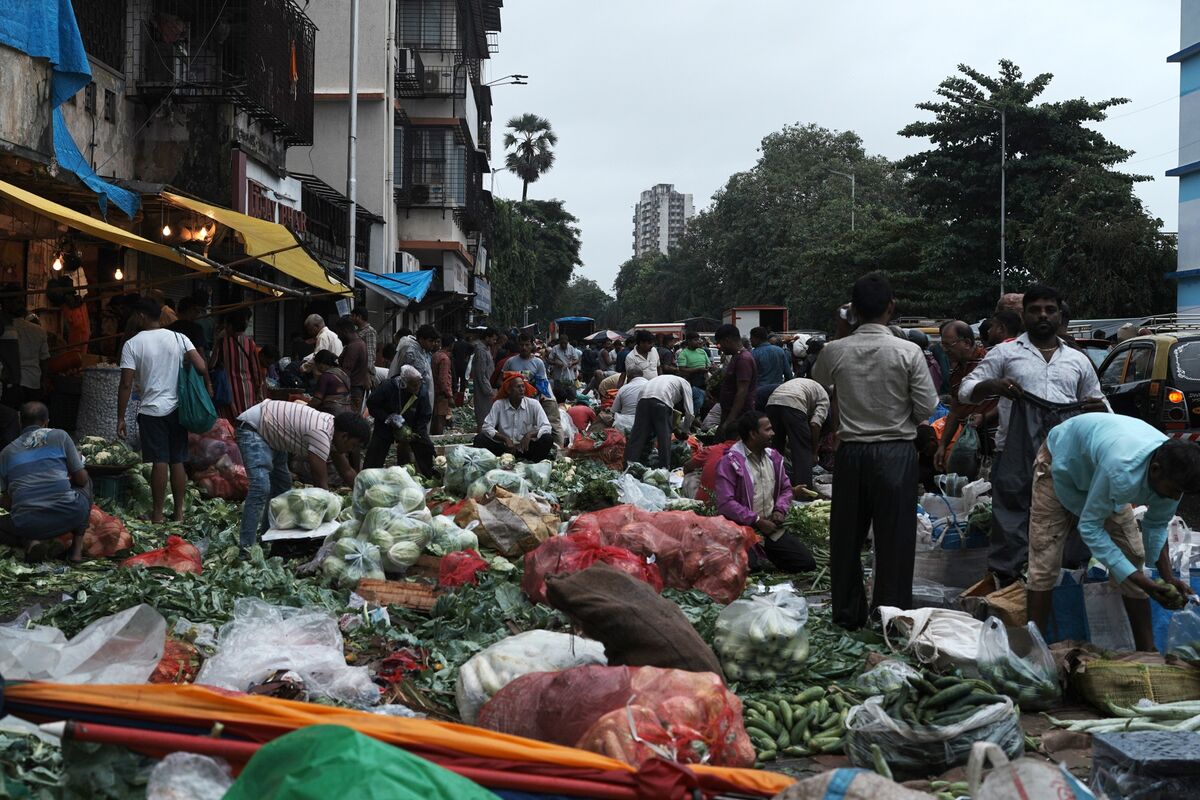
[162,192,349,295]
[0,179,217,276]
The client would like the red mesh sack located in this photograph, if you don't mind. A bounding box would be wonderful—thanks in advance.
[120,535,203,574]
[149,638,201,684]
[522,531,662,604]
[476,665,754,767]
[565,505,651,539]
[193,459,248,500]
[566,429,626,469]
[438,549,489,587]
[187,419,243,469]
[57,505,132,558]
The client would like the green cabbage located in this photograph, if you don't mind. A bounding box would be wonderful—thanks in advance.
[428,515,479,556]
[352,466,424,516]
[384,541,423,571]
[444,446,500,494]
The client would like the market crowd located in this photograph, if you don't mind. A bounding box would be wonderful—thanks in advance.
[2,273,1199,647]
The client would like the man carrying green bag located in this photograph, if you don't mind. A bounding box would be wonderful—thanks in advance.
[118,298,212,523]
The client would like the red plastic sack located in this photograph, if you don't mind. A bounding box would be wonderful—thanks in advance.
[120,535,203,574]
[193,459,249,500]
[56,505,132,558]
[149,638,201,684]
[438,549,489,587]
[522,531,663,604]
[476,665,754,768]
[567,429,625,470]
[567,506,755,604]
[187,419,243,469]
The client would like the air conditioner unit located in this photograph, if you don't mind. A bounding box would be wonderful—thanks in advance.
[422,70,443,93]
[411,185,431,204]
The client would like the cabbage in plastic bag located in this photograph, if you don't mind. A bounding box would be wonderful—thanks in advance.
[515,460,553,489]
[321,538,384,588]
[713,583,809,682]
[467,469,532,499]
[428,515,479,556]
[613,473,669,512]
[352,466,425,517]
[444,446,501,495]
[360,505,432,570]
[268,487,343,530]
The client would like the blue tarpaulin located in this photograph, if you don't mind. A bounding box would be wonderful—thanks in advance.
[356,270,436,307]
[0,0,140,218]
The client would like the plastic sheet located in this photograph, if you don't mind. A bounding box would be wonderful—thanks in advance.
[443,446,501,495]
[120,535,203,574]
[477,665,754,767]
[714,584,809,682]
[0,603,166,684]
[977,618,1061,710]
[195,598,378,706]
[523,530,662,604]
[455,630,607,724]
[613,473,670,511]
[147,752,233,800]
[845,694,1022,777]
[268,487,342,530]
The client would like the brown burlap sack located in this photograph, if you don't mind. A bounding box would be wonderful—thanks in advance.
[545,562,725,680]
[472,487,558,557]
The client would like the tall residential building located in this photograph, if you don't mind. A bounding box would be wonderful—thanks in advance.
[632,183,694,257]
[1170,0,1200,313]
[289,0,501,330]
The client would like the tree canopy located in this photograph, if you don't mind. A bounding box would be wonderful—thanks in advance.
[503,114,557,202]
[486,198,582,328]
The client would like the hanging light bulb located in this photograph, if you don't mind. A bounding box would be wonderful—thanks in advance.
[114,267,124,281]
[161,224,171,237]
[52,255,63,271]
[195,225,208,242]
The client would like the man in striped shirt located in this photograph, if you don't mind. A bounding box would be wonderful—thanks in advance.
[235,399,371,549]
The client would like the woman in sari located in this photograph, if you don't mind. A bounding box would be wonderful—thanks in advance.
[210,310,264,421]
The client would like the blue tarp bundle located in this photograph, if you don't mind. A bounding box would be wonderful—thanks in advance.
[356,270,436,307]
[0,0,140,218]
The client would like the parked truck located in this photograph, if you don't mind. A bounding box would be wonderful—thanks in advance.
[723,305,789,337]
[549,316,596,342]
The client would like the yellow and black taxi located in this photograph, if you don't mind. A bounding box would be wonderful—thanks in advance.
[1096,333,1200,440]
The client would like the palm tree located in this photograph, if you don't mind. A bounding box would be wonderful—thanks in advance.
[503,113,557,201]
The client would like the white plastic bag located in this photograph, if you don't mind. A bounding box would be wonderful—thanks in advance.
[967,741,1095,799]
[713,583,809,682]
[455,630,607,724]
[976,617,1060,710]
[321,537,385,587]
[147,753,233,800]
[195,598,378,706]
[0,604,166,684]
[352,466,426,517]
[360,505,433,570]
[846,694,1021,776]
[444,445,501,495]
[880,606,983,670]
[854,660,922,695]
[613,473,669,511]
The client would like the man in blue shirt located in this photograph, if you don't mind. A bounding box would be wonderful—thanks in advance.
[751,326,792,410]
[0,402,91,561]
[1028,413,1200,650]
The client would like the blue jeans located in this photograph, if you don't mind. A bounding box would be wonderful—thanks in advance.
[691,386,706,417]
[236,427,292,549]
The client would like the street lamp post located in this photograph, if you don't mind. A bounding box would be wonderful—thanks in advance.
[828,169,855,231]
[975,100,1007,297]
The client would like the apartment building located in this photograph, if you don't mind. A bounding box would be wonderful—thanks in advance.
[632,183,694,257]
[293,0,501,332]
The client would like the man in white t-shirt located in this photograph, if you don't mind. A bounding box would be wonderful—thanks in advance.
[117,298,211,523]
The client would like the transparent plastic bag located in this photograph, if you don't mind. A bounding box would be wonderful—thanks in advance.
[467,469,532,499]
[267,487,342,530]
[713,583,809,682]
[1167,598,1200,662]
[444,445,501,495]
[320,537,385,587]
[946,424,980,478]
[427,515,479,556]
[845,694,1022,777]
[351,466,425,517]
[455,630,607,724]
[359,505,432,570]
[147,753,233,800]
[195,598,379,706]
[0,604,166,684]
[516,460,554,489]
[613,473,669,511]
[976,617,1060,710]
[854,659,922,695]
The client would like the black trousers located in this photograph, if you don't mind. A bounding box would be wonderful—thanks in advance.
[472,431,555,463]
[757,534,817,573]
[767,405,814,489]
[625,398,672,467]
[363,423,436,477]
[830,440,918,630]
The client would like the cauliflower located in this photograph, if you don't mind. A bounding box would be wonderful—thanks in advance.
[499,453,516,469]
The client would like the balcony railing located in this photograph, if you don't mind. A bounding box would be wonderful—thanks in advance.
[131,0,316,145]
[73,0,126,71]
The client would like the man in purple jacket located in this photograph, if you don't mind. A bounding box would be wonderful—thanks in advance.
[715,411,816,573]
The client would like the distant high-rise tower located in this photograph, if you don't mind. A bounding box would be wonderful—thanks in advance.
[632,183,694,257]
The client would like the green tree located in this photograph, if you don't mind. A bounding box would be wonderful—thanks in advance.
[503,114,557,202]
[486,198,582,328]
[898,59,1149,318]
[552,276,623,330]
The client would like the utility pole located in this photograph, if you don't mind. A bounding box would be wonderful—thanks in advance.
[999,106,1006,297]
[345,0,360,291]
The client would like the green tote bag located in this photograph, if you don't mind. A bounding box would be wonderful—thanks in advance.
[175,333,217,433]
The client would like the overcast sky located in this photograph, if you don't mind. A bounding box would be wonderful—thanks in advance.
[485,0,1183,295]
